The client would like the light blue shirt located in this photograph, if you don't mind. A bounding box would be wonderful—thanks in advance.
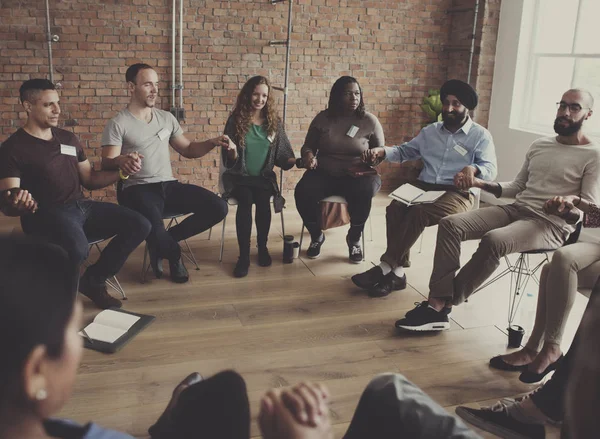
[383,118,497,185]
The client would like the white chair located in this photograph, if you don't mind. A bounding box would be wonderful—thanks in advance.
[87,237,127,299]
[297,195,373,261]
[141,213,200,282]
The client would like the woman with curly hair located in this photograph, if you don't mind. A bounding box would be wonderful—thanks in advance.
[294,76,384,263]
[222,76,295,278]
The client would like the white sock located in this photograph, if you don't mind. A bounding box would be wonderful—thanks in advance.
[393,266,405,277]
[379,262,392,275]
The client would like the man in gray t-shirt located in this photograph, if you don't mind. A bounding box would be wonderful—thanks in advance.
[101,63,232,283]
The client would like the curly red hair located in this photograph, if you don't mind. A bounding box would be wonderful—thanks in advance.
[230,76,279,148]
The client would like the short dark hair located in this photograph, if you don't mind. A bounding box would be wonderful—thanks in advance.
[0,235,77,402]
[327,76,366,118]
[19,78,56,104]
[126,63,154,84]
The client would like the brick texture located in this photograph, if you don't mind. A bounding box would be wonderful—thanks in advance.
[0,0,500,199]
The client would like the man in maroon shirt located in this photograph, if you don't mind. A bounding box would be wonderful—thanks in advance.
[0,79,151,309]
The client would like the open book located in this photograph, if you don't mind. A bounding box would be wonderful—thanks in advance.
[79,309,155,353]
[389,183,446,206]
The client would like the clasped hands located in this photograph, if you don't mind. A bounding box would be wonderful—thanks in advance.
[117,151,144,176]
[259,382,333,439]
[2,188,38,215]
[543,195,579,218]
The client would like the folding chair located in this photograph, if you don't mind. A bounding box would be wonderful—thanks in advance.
[87,237,127,299]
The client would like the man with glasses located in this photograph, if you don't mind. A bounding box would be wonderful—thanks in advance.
[352,79,497,297]
[395,88,600,332]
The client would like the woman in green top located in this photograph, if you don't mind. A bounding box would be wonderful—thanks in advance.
[222,76,295,278]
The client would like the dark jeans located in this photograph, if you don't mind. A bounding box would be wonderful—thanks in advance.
[230,177,273,258]
[150,371,477,439]
[294,169,381,242]
[21,199,151,283]
[118,181,228,262]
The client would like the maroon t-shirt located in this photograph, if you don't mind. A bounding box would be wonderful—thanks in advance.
[0,128,86,208]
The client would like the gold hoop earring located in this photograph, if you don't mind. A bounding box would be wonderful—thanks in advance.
[35,388,48,401]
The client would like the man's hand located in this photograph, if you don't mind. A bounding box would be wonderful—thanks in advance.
[222,135,238,160]
[2,188,38,215]
[361,147,386,165]
[259,382,333,439]
[302,152,318,170]
[544,195,579,218]
[117,152,144,176]
[211,135,232,150]
[453,166,477,190]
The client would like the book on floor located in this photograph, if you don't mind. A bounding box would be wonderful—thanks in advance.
[79,308,155,354]
[389,183,446,206]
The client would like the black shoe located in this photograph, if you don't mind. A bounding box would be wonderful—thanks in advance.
[147,242,163,279]
[351,266,384,290]
[233,257,250,278]
[519,354,564,384]
[258,246,272,267]
[455,405,545,439]
[395,301,450,331]
[79,272,122,309]
[368,272,406,297]
[489,355,529,372]
[169,258,189,283]
[346,236,363,264]
[306,234,325,259]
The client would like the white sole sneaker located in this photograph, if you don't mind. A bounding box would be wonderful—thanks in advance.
[396,322,450,331]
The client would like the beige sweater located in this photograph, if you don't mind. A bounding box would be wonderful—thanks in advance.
[499,136,600,235]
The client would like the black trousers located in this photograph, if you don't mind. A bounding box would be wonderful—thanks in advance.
[118,181,228,262]
[294,169,381,242]
[230,176,273,258]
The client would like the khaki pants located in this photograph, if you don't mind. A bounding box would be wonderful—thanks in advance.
[381,189,473,268]
[429,204,566,306]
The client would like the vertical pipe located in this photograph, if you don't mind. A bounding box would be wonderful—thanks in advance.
[172,0,176,108]
[467,0,480,84]
[179,0,183,109]
[45,0,54,83]
[281,0,293,127]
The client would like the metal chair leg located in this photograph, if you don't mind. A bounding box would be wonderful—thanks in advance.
[208,227,212,240]
[181,238,200,270]
[299,223,305,252]
[219,215,227,262]
[361,229,366,261]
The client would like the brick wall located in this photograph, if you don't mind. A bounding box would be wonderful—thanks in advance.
[0,0,500,198]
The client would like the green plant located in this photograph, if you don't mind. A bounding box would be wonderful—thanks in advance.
[421,89,443,124]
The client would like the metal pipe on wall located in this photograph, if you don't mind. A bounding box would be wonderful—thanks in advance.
[467,0,480,84]
[179,0,183,109]
[45,0,56,83]
[281,0,292,126]
[172,0,176,110]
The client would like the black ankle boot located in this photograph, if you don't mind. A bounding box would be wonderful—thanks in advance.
[234,257,250,278]
[258,246,272,267]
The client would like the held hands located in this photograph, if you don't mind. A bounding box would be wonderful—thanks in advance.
[361,147,386,165]
[259,382,333,439]
[2,188,38,214]
[212,135,234,150]
[118,151,144,176]
[453,166,477,190]
[544,195,579,218]
[303,153,318,170]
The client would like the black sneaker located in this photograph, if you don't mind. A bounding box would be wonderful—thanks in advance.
[351,265,384,290]
[368,272,406,298]
[233,257,250,278]
[79,272,122,309]
[455,405,545,439]
[169,258,189,283]
[306,234,325,259]
[147,241,163,279]
[395,301,450,331]
[346,236,363,264]
[258,246,272,267]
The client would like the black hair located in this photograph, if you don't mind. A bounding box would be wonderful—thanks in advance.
[125,63,154,84]
[0,235,77,400]
[326,76,366,118]
[19,79,56,104]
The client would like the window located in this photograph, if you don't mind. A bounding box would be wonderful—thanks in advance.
[512,0,600,136]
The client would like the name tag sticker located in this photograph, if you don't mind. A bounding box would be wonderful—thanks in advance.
[453,143,468,156]
[267,134,275,143]
[60,144,77,157]
[157,128,171,141]
[346,125,359,138]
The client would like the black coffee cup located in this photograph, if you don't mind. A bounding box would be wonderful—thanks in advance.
[283,235,294,264]
[507,324,525,348]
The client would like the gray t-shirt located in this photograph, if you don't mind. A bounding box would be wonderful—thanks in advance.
[101,108,183,188]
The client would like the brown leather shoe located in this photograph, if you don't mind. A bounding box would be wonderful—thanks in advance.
[79,274,122,309]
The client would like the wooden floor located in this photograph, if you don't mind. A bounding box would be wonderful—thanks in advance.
[3,193,584,438]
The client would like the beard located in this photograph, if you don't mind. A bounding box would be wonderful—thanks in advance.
[554,116,583,136]
[442,108,468,127]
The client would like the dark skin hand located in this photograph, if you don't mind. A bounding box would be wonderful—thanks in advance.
[1,188,38,216]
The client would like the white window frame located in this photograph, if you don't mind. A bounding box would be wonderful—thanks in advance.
[511,0,600,137]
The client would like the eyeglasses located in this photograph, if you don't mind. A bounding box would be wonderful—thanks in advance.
[556,102,589,113]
